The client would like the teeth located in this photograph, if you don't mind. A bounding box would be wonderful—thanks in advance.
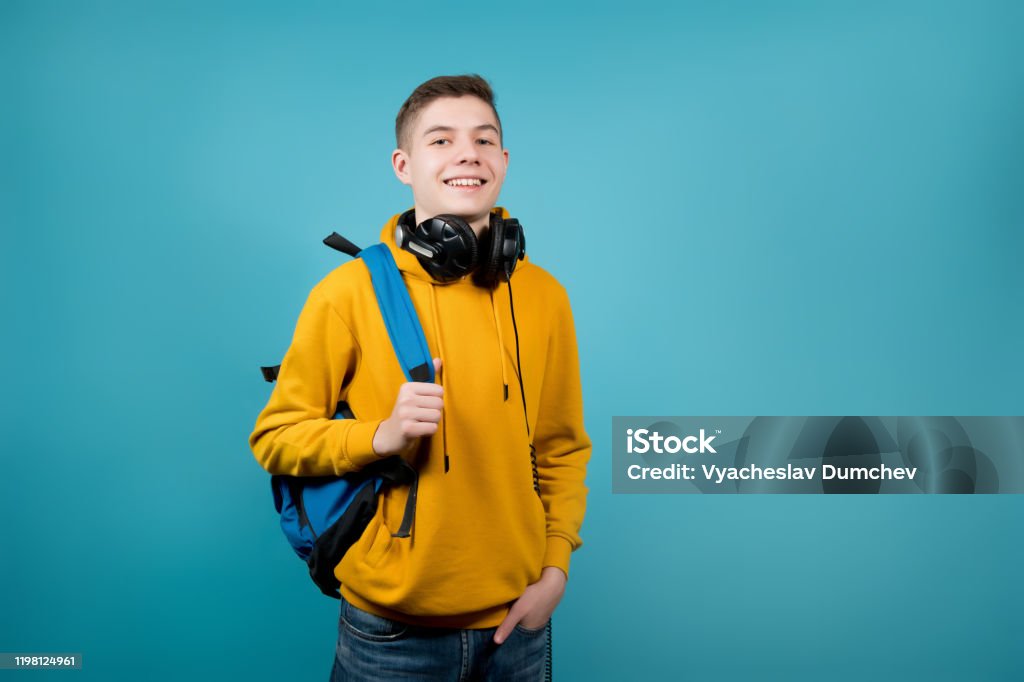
[445,178,483,187]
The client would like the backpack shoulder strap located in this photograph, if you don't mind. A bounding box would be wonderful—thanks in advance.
[260,238,434,386]
[358,243,435,384]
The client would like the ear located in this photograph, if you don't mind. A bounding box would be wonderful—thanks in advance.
[392,148,412,186]
[502,147,509,171]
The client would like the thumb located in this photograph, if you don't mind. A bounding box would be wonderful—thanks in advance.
[493,607,519,645]
[433,357,442,380]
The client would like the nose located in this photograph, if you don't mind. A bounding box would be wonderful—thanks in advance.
[455,138,480,164]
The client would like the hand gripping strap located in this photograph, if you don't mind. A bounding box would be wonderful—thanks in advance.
[359,243,435,384]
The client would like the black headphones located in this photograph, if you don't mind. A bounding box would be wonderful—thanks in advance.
[394,209,525,288]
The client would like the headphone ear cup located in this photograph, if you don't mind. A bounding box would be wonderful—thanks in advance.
[506,219,525,269]
[419,214,478,281]
[475,212,507,288]
[395,209,416,249]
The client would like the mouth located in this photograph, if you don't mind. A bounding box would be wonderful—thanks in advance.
[443,177,487,190]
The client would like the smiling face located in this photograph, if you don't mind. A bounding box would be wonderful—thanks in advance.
[392,96,509,236]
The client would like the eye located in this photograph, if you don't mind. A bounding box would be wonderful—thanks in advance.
[431,139,450,146]
[477,139,495,145]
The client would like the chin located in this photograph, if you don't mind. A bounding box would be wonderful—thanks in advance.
[436,201,493,218]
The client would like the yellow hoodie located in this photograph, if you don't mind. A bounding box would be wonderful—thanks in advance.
[249,207,591,629]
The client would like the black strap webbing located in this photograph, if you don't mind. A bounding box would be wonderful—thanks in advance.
[323,232,362,257]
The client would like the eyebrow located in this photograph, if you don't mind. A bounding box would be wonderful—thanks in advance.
[422,124,500,138]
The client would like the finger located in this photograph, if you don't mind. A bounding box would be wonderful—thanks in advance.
[411,395,444,410]
[402,421,438,438]
[493,615,516,645]
[433,357,442,379]
[400,407,441,424]
[493,602,526,645]
[406,382,444,397]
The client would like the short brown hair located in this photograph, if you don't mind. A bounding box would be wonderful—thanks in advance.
[395,74,502,151]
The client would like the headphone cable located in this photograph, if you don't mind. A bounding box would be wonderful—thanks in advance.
[507,276,540,496]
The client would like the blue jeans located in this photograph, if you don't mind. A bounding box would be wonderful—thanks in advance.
[330,595,549,681]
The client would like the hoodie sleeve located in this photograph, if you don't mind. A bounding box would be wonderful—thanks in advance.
[533,286,592,579]
[249,284,386,476]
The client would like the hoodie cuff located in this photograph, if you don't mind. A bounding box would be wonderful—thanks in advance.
[542,536,574,579]
[339,419,386,472]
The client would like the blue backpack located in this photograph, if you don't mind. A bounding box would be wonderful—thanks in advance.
[260,234,434,599]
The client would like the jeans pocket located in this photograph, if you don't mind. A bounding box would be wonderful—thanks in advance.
[341,599,409,642]
[513,619,550,637]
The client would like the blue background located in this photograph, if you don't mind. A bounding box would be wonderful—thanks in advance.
[2,0,1022,679]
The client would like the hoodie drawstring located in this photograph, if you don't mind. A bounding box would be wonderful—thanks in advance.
[425,275,532,493]
[428,285,451,474]
[490,288,510,401]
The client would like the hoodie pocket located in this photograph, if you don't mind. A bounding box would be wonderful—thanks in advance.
[363,515,394,568]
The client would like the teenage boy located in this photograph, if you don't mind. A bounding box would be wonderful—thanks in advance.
[249,74,591,681]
